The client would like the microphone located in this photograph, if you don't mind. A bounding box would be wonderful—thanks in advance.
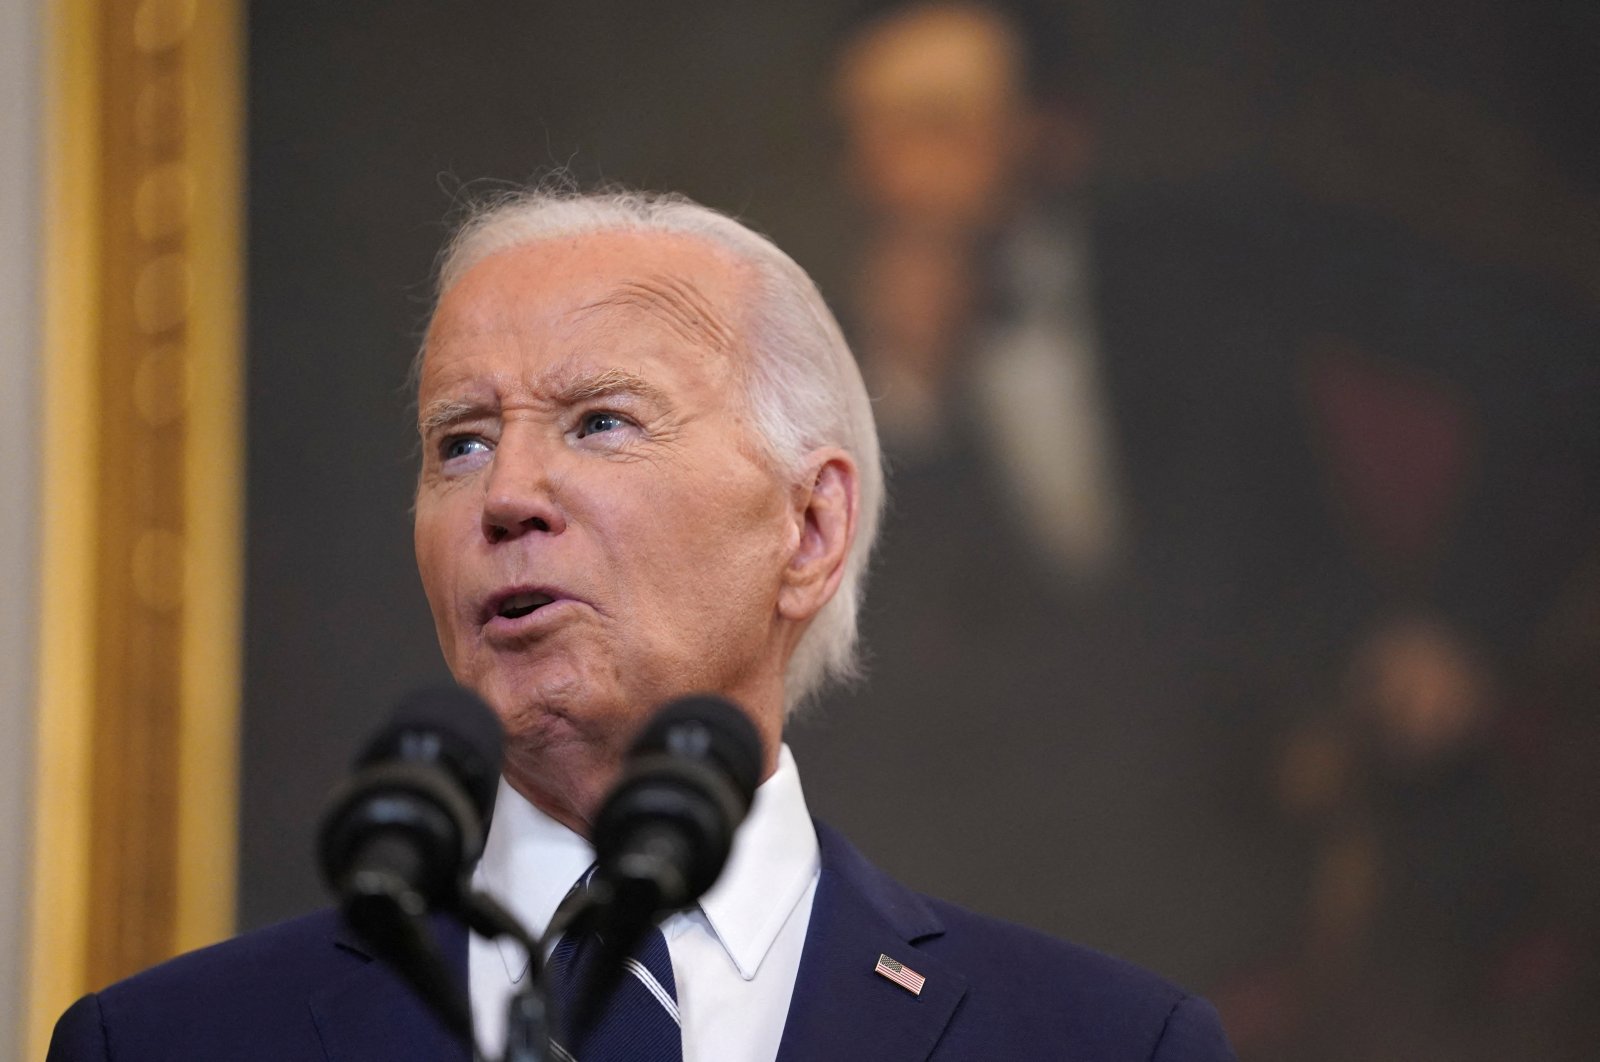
[318,685,503,914]
[562,694,763,1043]
[592,694,762,921]
[316,685,504,1046]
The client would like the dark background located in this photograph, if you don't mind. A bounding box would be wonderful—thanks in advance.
[244,2,1600,1056]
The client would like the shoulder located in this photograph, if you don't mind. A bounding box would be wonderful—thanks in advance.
[926,892,1181,1001]
[811,822,1235,1060]
[102,908,356,1007]
[922,896,1234,1060]
[47,910,362,1062]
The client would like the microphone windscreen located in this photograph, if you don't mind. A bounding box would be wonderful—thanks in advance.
[629,694,763,807]
[358,685,504,822]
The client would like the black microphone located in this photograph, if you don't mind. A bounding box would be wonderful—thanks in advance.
[592,694,762,920]
[563,694,763,1044]
[318,685,503,913]
[316,685,504,1046]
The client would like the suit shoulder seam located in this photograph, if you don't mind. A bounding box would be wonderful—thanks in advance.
[91,992,115,1062]
[1147,991,1192,1062]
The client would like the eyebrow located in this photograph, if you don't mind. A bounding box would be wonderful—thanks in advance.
[417,397,490,438]
[576,274,738,352]
[551,366,671,407]
[416,367,670,438]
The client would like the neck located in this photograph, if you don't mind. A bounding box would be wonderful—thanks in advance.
[501,696,784,839]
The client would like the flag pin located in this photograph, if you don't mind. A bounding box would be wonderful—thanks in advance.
[874,953,926,996]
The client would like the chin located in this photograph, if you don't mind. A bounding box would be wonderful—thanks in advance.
[473,659,619,745]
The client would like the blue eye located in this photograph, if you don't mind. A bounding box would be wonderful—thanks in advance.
[577,411,627,438]
[442,436,489,461]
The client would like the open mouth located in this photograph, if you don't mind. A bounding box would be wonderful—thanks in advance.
[496,591,555,620]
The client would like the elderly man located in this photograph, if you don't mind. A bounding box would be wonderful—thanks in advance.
[49,189,1235,1061]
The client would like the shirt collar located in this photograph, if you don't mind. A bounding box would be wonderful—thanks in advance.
[473,774,595,982]
[471,743,818,984]
[694,743,819,981]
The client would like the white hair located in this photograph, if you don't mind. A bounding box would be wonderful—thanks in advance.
[425,187,884,713]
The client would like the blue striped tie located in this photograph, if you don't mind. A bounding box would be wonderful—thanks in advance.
[547,909,682,1062]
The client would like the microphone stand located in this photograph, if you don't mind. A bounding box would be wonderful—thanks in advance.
[458,888,553,1062]
[341,887,476,1048]
[345,881,556,1062]
[552,879,660,1053]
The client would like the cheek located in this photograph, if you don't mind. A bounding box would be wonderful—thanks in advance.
[414,504,466,627]
[661,473,789,619]
[598,460,771,615]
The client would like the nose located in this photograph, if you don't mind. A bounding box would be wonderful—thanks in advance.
[480,432,568,544]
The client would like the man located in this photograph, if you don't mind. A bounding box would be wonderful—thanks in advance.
[49,189,1235,1060]
[814,0,1297,984]
[834,0,1124,580]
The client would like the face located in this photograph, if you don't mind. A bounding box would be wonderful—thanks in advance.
[838,4,1030,232]
[413,231,798,824]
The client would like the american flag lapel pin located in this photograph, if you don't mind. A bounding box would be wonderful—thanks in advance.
[874,953,927,996]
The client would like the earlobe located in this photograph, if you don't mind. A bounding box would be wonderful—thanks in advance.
[778,451,859,623]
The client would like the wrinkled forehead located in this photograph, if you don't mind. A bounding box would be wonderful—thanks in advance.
[414,231,777,441]
[419,230,754,382]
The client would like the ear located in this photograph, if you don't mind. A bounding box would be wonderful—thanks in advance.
[777,450,859,624]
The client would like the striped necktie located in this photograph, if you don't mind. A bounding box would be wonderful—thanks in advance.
[547,892,682,1062]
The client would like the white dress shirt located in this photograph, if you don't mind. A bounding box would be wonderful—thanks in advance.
[976,209,1126,583]
[469,744,820,1061]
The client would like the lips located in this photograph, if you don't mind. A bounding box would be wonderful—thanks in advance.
[480,585,570,628]
[495,590,554,619]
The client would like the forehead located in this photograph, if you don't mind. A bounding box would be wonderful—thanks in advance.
[421,229,749,386]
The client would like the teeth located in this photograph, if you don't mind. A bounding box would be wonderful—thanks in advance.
[498,591,553,619]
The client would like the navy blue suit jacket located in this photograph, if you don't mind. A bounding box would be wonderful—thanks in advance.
[49,823,1234,1060]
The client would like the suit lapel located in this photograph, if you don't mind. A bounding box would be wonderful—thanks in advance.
[776,823,968,1062]
[304,829,969,1061]
[310,913,473,1062]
